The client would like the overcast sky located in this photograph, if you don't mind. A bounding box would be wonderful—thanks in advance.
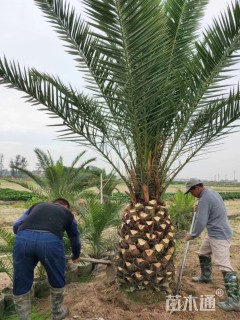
[0,0,239,181]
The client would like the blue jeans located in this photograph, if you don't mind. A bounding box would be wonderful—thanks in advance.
[13,230,66,296]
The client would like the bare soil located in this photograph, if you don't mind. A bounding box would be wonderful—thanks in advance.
[0,199,239,320]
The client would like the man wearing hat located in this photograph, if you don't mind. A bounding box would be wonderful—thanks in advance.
[184,178,239,312]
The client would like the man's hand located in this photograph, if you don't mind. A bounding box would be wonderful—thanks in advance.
[194,203,198,212]
[72,257,81,263]
[184,233,193,241]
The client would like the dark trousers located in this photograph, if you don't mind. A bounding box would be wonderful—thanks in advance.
[13,230,65,295]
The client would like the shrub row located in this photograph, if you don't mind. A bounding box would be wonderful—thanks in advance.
[1,189,240,202]
[219,192,240,200]
[0,188,34,201]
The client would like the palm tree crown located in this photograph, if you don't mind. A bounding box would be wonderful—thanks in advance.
[1,0,240,204]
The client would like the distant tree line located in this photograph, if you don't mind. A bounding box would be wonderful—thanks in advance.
[0,153,29,178]
[0,152,63,178]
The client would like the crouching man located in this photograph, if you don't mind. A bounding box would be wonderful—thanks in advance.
[13,198,81,320]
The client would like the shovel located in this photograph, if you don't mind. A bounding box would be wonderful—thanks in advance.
[174,210,197,296]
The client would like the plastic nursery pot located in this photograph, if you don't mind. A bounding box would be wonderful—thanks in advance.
[77,261,93,278]
[65,264,78,284]
[65,255,93,280]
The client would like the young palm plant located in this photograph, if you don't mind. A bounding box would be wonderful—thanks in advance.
[0,228,14,281]
[169,190,195,232]
[6,148,96,204]
[1,0,240,291]
[76,196,122,258]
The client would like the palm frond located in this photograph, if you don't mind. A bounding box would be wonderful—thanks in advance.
[0,227,14,248]
[78,197,122,258]
[186,0,240,105]
[165,0,209,59]
[1,0,240,202]
[9,168,48,192]
[34,0,101,93]
[161,86,240,183]
[0,255,14,281]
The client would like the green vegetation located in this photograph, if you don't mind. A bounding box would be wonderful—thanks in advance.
[169,190,195,231]
[0,227,14,281]
[77,197,123,258]
[24,195,47,207]
[110,192,129,203]
[219,192,240,200]
[110,192,174,202]
[0,228,14,252]
[2,306,50,320]
[0,188,36,201]
[5,148,96,204]
[2,188,239,203]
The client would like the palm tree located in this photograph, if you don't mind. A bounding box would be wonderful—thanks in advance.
[8,148,96,203]
[77,196,122,258]
[1,0,240,291]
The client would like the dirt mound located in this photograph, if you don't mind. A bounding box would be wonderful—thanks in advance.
[35,265,239,320]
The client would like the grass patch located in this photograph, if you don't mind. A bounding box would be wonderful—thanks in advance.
[2,306,50,320]
[77,274,94,283]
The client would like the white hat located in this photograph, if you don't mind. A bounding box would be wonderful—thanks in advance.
[185,178,203,194]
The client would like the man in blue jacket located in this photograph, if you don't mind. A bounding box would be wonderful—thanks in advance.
[13,198,81,320]
[184,178,239,312]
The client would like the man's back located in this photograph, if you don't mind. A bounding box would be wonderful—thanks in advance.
[18,202,73,238]
[197,188,232,239]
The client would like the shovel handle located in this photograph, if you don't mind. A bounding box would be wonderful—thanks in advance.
[174,210,197,296]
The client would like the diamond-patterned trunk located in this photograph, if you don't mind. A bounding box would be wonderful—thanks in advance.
[116,201,175,291]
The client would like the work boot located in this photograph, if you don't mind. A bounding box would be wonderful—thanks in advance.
[13,291,31,320]
[51,287,69,320]
[192,255,212,283]
[217,271,240,312]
